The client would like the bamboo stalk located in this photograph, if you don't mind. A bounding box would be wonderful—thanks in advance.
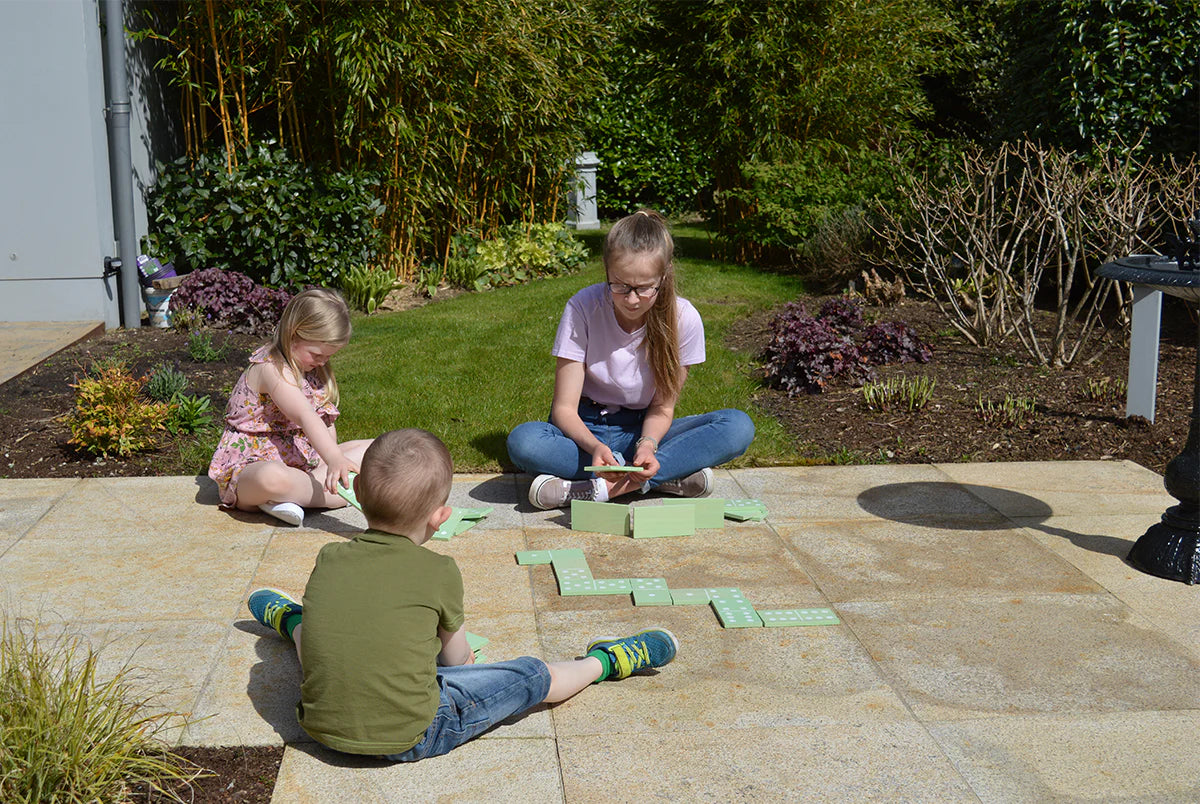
[204,0,234,171]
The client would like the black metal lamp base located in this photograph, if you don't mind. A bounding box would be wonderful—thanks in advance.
[1126,504,1200,584]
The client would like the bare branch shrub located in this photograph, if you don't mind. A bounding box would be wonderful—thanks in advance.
[875,141,1198,367]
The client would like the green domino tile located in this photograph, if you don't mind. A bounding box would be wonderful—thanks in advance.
[633,505,695,538]
[758,608,840,627]
[432,509,464,541]
[662,497,727,529]
[670,588,710,605]
[712,604,763,628]
[336,472,362,510]
[558,577,597,596]
[570,500,631,536]
[706,587,748,602]
[515,550,554,565]
[473,652,489,663]
[549,548,587,566]
[584,465,641,473]
[452,519,479,536]
[724,499,768,522]
[457,506,493,520]
[465,631,489,651]
[591,578,633,595]
[633,588,673,606]
[629,577,669,591]
[555,566,594,582]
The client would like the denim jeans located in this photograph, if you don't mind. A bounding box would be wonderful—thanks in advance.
[506,400,755,486]
[379,657,551,762]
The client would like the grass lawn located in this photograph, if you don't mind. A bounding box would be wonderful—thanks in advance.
[336,225,805,472]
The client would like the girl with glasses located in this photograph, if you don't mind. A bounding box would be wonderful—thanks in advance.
[507,209,755,509]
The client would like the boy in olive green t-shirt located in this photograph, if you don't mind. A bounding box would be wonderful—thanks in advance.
[248,428,679,761]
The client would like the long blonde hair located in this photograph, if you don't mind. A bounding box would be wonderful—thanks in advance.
[603,209,684,401]
[270,288,351,407]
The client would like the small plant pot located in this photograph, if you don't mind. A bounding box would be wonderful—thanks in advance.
[142,290,173,328]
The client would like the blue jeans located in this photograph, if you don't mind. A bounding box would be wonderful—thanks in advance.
[506,400,755,486]
[379,657,551,762]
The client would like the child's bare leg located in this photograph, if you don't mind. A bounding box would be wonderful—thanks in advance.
[543,656,604,703]
[234,461,334,510]
[292,623,303,669]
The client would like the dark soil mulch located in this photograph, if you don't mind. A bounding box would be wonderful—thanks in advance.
[728,293,1196,474]
[128,746,283,803]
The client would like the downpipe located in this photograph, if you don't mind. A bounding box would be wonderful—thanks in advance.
[101,0,142,327]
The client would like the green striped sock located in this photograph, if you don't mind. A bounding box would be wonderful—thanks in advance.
[587,648,612,682]
[281,612,302,641]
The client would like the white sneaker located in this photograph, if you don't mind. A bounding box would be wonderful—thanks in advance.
[259,501,304,527]
[528,474,598,510]
[655,468,713,498]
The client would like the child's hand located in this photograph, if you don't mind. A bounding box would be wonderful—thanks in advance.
[590,445,620,469]
[324,452,358,495]
[632,449,660,480]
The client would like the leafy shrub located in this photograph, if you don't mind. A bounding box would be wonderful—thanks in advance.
[169,268,292,334]
[586,85,712,216]
[818,296,866,332]
[144,362,188,403]
[167,305,207,333]
[166,394,213,435]
[762,296,933,396]
[762,303,873,395]
[0,618,200,802]
[144,142,385,288]
[859,321,933,365]
[724,141,907,264]
[187,331,228,363]
[67,363,170,457]
[340,264,396,313]
[425,223,588,293]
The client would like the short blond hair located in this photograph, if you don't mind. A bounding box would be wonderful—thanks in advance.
[357,429,453,533]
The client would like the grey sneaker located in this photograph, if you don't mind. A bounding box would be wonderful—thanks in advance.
[655,467,713,498]
[528,474,597,510]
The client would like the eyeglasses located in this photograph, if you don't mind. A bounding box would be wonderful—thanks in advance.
[607,282,660,298]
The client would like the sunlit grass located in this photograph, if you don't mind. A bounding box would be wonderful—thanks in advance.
[336,228,805,471]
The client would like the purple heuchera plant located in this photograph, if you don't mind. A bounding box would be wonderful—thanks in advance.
[817,295,864,333]
[762,303,873,395]
[859,321,933,365]
[169,268,293,334]
[762,297,932,395]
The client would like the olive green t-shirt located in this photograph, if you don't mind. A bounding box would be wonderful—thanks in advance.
[296,529,465,755]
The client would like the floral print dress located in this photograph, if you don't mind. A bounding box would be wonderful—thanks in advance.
[208,345,340,507]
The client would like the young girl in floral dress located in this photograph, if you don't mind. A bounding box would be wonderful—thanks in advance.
[209,288,372,527]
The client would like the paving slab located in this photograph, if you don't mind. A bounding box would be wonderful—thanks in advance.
[557,723,977,802]
[0,319,104,386]
[1017,512,1200,656]
[839,593,1200,720]
[272,738,564,803]
[929,711,1200,802]
[779,519,1103,603]
[730,464,1008,525]
[2,464,1199,802]
[538,608,910,737]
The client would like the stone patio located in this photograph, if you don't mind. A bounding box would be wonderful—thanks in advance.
[2,462,1199,802]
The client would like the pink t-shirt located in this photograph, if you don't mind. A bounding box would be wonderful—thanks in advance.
[552,283,705,409]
